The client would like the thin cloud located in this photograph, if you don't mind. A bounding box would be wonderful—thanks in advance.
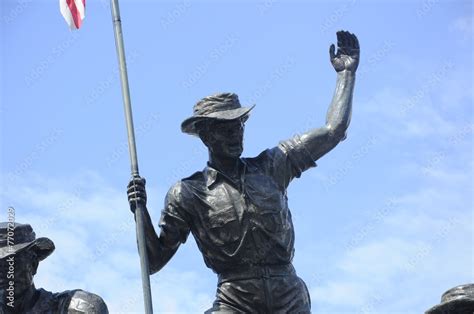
[305,161,472,313]
[450,16,473,38]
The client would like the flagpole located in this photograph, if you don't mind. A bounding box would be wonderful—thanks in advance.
[109,0,153,313]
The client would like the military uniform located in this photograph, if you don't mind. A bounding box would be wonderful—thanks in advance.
[158,135,315,313]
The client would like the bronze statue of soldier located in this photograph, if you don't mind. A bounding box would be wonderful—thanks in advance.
[0,222,108,314]
[127,30,359,313]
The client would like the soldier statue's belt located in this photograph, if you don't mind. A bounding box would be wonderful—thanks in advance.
[218,263,295,284]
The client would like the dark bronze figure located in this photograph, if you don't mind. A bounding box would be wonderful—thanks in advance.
[0,222,108,314]
[127,30,359,313]
[425,284,474,314]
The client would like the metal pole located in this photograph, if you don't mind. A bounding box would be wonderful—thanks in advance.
[109,0,153,313]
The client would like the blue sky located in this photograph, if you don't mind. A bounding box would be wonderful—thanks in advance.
[1,0,473,313]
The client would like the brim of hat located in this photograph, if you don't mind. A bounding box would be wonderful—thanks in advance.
[181,105,255,135]
[0,237,55,261]
[425,298,474,314]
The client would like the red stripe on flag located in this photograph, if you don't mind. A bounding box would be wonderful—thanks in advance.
[66,0,81,29]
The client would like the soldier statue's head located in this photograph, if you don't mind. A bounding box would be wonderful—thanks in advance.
[0,222,108,313]
[0,223,55,299]
[181,92,255,159]
[425,284,474,314]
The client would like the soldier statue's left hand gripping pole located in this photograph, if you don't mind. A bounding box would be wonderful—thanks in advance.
[110,0,153,313]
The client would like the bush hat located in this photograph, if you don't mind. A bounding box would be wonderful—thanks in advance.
[181,92,255,135]
[0,222,55,261]
[425,284,474,314]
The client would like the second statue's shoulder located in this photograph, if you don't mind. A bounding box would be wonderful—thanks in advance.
[67,290,109,313]
[167,170,205,195]
[164,171,205,206]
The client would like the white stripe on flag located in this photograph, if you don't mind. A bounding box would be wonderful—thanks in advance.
[60,0,85,30]
[74,0,85,20]
[60,0,77,30]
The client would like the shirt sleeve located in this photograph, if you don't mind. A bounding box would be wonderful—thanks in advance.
[265,134,317,190]
[158,182,191,247]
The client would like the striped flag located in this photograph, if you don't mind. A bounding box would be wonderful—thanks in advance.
[60,0,86,30]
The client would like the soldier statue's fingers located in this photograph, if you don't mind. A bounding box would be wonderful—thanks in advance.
[127,188,141,196]
[346,31,354,48]
[127,190,146,198]
[128,189,146,198]
[127,183,146,191]
[329,44,336,61]
[337,36,345,55]
[336,31,344,50]
[343,31,352,52]
[350,32,358,51]
[127,177,146,189]
[127,180,145,190]
[127,187,146,197]
[353,34,360,50]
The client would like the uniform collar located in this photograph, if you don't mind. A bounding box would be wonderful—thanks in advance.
[205,165,219,187]
[204,160,247,188]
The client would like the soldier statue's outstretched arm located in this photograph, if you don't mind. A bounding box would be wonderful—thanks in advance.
[299,31,359,161]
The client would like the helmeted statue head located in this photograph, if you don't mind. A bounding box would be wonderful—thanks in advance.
[0,222,108,313]
[425,284,474,314]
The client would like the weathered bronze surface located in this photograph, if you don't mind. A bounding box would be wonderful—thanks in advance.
[425,284,474,314]
[128,30,359,313]
[0,222,108,314]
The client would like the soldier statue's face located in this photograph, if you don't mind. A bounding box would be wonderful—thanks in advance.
[201,119,245,158]
[0,251,38,297]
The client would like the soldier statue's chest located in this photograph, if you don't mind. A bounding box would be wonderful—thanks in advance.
[204,172,286,215]
[199,172,290,247]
